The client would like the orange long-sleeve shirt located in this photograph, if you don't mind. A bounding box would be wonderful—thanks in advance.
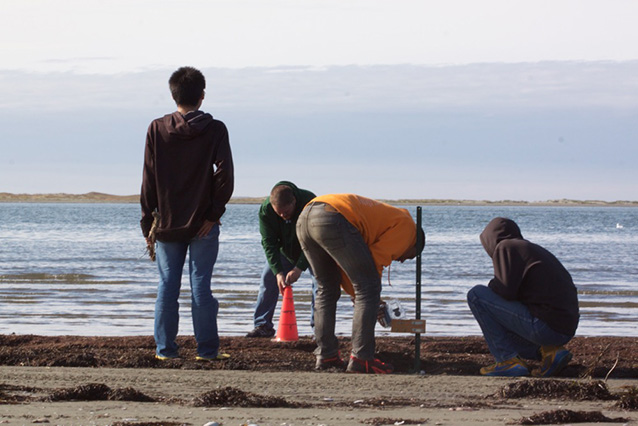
[309,194,417,297]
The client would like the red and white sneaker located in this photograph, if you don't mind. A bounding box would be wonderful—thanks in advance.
[346,355,394,374]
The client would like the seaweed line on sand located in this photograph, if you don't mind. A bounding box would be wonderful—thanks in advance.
[497,379,615,401]
[514,409,629,425]
[193,386,310,408]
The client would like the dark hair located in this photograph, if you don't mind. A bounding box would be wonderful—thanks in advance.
[416,227,426,254]
[169,67,205,107]
[270,185,295,208]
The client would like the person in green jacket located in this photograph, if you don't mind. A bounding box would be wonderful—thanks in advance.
[246,181,318,338]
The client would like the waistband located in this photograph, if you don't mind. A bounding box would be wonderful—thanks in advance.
[306,201,338,213]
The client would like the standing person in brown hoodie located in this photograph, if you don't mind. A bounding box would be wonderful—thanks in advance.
[140,66,234,362]
[467,217,579,377]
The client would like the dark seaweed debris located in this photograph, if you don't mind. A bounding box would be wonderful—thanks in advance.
[615,386,638,410]
[48,383,156,402]
[0,383,43,404]
[498,379,614,401]
[193,386,309,408]
[517,409,629,425]
[2,335,638,378]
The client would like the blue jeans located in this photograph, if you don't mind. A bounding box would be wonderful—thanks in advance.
[297,202,381,361]
[253,253,317,330]
[467,285,572,362]
[155,225,220,358]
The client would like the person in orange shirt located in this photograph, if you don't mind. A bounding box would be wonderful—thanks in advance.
[296,194,424,374]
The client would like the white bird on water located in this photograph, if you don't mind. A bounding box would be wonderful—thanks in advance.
[616,223,624,229]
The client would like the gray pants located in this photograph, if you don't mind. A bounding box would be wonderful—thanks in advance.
[296,202,380,361]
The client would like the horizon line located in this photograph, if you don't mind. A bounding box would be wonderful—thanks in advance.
[0,192,636,206]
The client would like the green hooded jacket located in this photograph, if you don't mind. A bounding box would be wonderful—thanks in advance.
[259,181,316,275]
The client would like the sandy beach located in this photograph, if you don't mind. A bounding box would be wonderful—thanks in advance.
[2,366,637,426]
[1,335,637,425]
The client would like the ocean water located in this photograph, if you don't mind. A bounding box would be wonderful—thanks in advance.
[0,203,636,337]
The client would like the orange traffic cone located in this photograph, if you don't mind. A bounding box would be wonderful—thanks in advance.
[274,286,299,342]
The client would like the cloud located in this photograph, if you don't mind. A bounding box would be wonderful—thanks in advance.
[2,61,638,113]
[1,62,636,200]
[3,1,638,73]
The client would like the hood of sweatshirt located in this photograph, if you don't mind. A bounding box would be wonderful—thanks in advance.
[479,217,523,258]
[164,111,214,139]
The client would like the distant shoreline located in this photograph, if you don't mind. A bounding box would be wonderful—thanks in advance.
[0,191,636,207]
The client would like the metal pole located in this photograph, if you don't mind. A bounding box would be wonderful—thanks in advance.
[415,206,423,373]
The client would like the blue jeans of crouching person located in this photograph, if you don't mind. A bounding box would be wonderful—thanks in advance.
[467,284,573,362]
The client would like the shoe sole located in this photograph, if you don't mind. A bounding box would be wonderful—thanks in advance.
[196,353,231,362]
[481,366,529,377]
[539,352,573,377]
[245,331,275,338]
[346,368,393,374]
[346,365,393,374]
[155,355,180,361]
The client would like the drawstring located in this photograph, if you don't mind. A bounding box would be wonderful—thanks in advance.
[386,263,392,287]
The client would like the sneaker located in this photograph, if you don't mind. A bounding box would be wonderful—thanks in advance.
[533,346,572,377]
[195,353,231,362]
[480,356,529,376]
[155,354,180,361]
[245,325,276,338]
[315,353,346,371]
[346,355,394,374]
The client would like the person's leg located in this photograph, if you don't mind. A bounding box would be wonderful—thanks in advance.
[467,285,538,362]
[154,239,188,358]
[467,285,572,360]
[296,205,342,361]
[251,262,280,333]
[326,222,380,362]
[250,254,296,336]
[299,203,380,361]
[188,224,221,358]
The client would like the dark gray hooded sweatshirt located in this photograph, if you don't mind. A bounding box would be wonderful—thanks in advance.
[480,217,579,336]
[140,110,234,242]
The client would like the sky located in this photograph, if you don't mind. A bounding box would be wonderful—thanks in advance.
[1,0,637,201]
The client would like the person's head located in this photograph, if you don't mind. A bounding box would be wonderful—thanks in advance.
[479,217,523,258]
[270,184,297,220]
[397,227,425,262]
[169,66,206,108]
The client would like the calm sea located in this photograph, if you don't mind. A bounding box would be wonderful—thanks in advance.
[0,203,636,337]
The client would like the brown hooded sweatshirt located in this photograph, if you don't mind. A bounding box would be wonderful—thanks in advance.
[140,110,234,242]
[480,217,579,336]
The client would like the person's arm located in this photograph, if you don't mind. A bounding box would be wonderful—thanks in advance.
[284,267,302,286]
[205,123,234,223]
[340,269,355,299]
[140,125,158,239]
[259,206,284,276]
[488,244,525,300]
[294,252,311,272]
[196,219,217,238]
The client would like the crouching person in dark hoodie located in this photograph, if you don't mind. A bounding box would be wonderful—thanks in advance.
[467,217,579,377]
